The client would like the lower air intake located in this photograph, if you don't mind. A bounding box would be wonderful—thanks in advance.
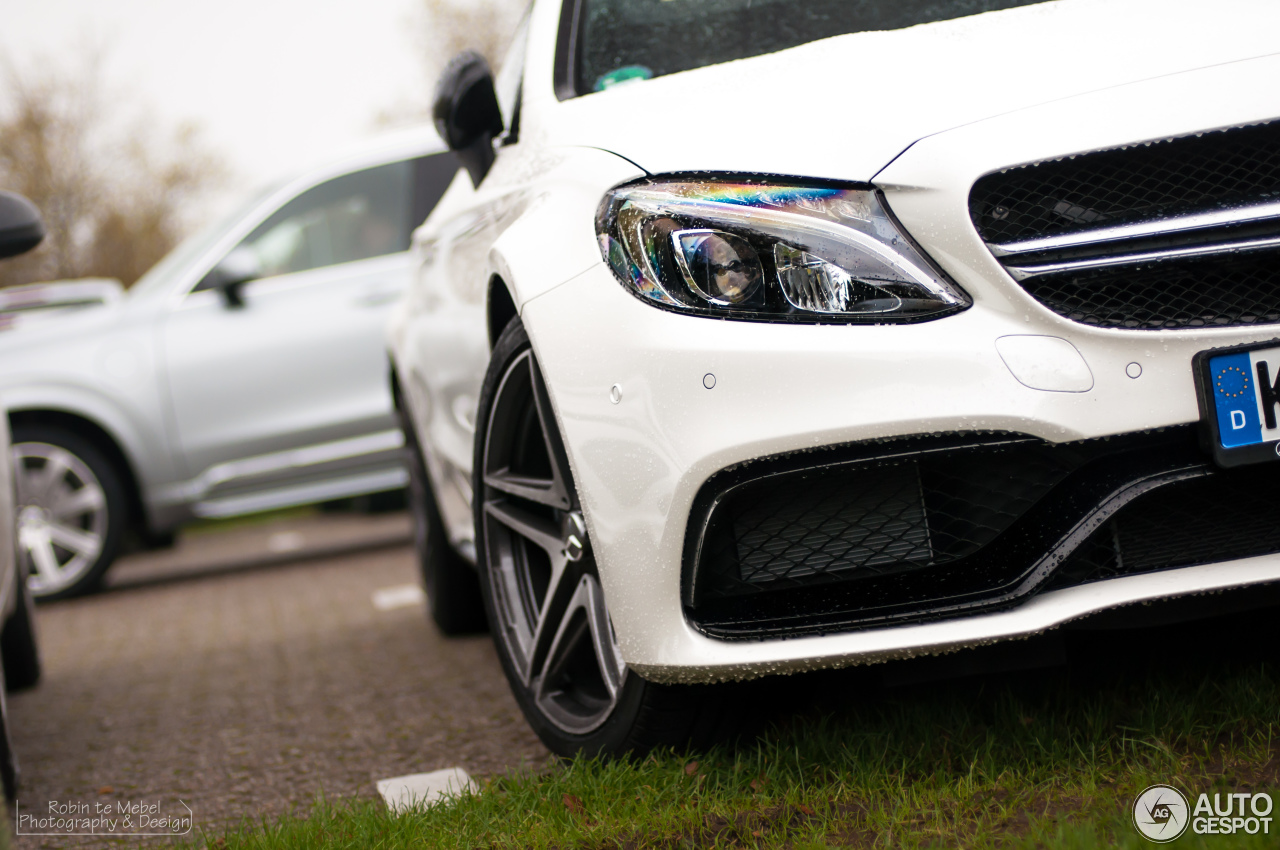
[684,427,1280,639]
[729,462,931,587]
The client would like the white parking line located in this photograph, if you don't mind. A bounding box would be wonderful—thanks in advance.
[266,531,304,552]
[372,584,425,611]
[376,767,476,812]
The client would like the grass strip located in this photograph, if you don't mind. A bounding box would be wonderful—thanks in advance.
[195,618,1280,849]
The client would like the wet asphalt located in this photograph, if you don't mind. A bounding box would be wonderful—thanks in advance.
[7,512,550,848]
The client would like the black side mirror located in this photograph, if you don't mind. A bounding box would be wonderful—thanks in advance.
[202,247,261,308]
[0,192,45,260]
[433,51,504,187]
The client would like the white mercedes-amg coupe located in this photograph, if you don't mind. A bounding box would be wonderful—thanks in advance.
[388,0,1280,756]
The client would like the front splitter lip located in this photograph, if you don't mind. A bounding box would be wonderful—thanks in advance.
[629,555,1280,684]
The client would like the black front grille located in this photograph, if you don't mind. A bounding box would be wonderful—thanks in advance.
[685,427,1280,639]
[968,120,1280,331]
[971,121,1280,245]
[1023,253,1280,330]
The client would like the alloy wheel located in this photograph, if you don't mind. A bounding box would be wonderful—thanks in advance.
[13,442,108,597]
[480,349,626,735]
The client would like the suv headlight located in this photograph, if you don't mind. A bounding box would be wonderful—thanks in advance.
[596,179,970,323]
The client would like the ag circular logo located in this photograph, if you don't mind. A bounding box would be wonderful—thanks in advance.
[1133,784,1190,842]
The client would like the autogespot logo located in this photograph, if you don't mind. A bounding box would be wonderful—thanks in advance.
[1132,784,1190,843]
[1189,790,1274,836]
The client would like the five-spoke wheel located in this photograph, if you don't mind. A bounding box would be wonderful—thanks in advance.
[473,320,725,757]
[478,338,627,737]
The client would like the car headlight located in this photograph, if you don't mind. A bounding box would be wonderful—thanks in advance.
[596,179,970,323]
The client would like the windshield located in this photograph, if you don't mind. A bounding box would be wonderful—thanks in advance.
[576,0,1054,94]
[128,179,288,298]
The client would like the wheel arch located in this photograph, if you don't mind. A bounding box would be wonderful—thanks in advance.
[8,408,151,542]
[487,274,519,350]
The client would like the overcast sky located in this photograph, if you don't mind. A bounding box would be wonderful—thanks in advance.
[0,0,436,206]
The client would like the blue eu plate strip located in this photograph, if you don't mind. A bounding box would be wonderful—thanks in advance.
[1210,351,1262,448]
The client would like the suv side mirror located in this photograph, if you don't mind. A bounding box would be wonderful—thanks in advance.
[433,51,504,186]
[203,247,261,308]
[0,192,45,260]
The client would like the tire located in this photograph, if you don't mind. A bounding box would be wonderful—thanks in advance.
[1,560,40,691]
[0,664,17,802]
[11,425,127,600]
[473,319,732,758]
[399,401,487,635]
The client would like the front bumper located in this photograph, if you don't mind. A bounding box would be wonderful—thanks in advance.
[522,260,1280,683]
[518,53,1280,683]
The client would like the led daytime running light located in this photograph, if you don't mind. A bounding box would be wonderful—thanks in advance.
[596,179,969,323]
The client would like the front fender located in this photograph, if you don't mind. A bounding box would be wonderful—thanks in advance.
[486,146,645,310]
[2,381,176,511]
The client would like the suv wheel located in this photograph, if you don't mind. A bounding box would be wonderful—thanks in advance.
[474,320,731,757]
[12,426,126,600]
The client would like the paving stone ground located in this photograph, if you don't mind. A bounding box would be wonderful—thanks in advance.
[7,515,550,847]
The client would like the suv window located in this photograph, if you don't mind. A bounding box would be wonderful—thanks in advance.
[234,159,415,280]
[573,0,1054,95]
[411,152,461,230]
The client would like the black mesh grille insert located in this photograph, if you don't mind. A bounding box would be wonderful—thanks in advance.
[1022,253,1280,330]
[1051,463,1280,587]
[685,427,1280,638]
[730,462,932,587]
[970,121,1280,245]
[692,438,1077,603]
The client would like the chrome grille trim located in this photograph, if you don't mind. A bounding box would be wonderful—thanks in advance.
[989,198,1280,258]
[1004,233,1280,281]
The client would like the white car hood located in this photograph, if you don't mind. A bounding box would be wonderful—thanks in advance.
[553,0,1280,183]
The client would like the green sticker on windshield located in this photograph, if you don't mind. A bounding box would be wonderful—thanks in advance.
[595,65,653,91]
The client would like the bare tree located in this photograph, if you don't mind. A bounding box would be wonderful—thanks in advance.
[378,0,527,128]
[423,0,527,71]
[0,56,227,288]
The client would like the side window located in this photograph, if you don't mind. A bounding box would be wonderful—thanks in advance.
[220,160,415,284]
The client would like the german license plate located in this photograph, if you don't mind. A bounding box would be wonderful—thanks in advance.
[1194,340,1280,467]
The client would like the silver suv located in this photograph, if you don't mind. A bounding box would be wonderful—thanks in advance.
[2,130,457,598]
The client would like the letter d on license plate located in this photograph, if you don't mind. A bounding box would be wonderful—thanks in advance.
[1194,340,1280,467]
